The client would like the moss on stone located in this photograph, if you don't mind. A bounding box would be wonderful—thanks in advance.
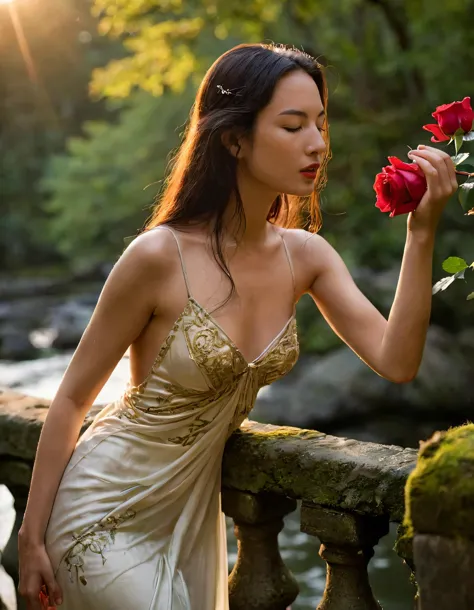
[402,423,474,542]
[223,421,416,521]
[393,522,414,570]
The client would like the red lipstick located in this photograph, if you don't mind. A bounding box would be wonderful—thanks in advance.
[300,163,320,179]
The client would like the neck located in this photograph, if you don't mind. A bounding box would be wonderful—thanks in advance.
[221,164,279,246]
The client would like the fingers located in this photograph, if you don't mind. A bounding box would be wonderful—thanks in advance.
[422,144,458,190]
[45,567,63,606]
[407,145,457,198]
[18,573,40,610]
[19,571,62,609]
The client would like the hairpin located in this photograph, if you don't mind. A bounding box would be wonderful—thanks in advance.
[217,84,233,96]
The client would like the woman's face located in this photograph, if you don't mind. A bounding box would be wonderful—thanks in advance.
[239,69,327,196]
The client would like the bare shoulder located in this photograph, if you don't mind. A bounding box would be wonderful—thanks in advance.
[119,226,178,277]
[279,227,339,292]
[97,225,182,319]
[281,229,329,253]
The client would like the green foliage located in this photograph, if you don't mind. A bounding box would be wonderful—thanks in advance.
[41,90,192,269]
[4,0,474,349]
[85,0,474,268]
[0,0,121,269]
[442,257,468,274]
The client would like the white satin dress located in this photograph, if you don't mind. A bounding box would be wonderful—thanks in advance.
[45,225,300,609]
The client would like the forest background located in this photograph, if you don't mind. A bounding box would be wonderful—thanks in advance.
[1,0,473,354]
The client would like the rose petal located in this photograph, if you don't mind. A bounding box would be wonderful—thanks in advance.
[387,156,420,172]
[396,169,427,202]
[385,168,408,194]
[433,97,474,136]
[459,97,474,133]
[389,200,419,217]
[422,123,450,142]
[374,175,393,211]
[376,198,392,213]
[374,156,425,217]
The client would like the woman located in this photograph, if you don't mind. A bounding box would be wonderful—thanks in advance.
[18,42,457,609]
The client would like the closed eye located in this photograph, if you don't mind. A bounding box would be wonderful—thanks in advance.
[284,125,327,133]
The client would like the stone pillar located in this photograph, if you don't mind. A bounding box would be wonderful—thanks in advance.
[301,503,389,610]
[404,425,474,610]
[393,522,418,608]
[222,488,299,610]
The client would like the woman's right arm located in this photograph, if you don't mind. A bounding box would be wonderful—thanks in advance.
[18,230,170,608]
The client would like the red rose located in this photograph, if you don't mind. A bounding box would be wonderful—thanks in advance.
[374,156,427,217]
[39,585,57,610]
[423,96,474,143]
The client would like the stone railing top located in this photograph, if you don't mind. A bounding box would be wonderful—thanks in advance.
[223,420,418,522]
[0,389,417,521]
[0,388,95,461]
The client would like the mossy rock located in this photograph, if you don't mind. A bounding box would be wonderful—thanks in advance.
[402,423,474,543]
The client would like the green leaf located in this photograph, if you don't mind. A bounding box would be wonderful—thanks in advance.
[454,133,464,154]
[432,268,466,295]
[456,162,474,173]
[442,256,468,274]
[452,152,470,166]
[459,179,474,212]
[467,292,474,301]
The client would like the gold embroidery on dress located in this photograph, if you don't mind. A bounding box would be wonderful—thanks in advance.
[183,300,246,389]
[115,295,299,443]
[168,414,212,446]
[144,382,228,415]
[63,509,136,585]
[259,318,299,386]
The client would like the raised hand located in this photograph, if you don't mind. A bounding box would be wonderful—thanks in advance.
[406,144,458,235]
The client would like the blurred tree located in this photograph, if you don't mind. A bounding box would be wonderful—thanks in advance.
[42,90,193,269]
[0,0,121,269]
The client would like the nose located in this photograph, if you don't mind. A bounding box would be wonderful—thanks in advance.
[305,125,326,157]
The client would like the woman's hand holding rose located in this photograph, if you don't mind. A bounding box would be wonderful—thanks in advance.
[405,144,458,236]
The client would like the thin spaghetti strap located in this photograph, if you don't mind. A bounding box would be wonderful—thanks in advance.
[276,228,296,303]
[151,225,192,298]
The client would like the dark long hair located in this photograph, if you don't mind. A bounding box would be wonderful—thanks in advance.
[144,42,331,303]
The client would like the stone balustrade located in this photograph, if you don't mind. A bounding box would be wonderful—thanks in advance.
[0,388,429,609]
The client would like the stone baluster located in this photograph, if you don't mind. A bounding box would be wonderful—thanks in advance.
[222,488,299,610]
[301,503,389,610]
[404,425,474,610]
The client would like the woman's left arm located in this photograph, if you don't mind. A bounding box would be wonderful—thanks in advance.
[304,145,458,383]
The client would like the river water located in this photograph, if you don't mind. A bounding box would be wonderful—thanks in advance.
[0,354,415,609]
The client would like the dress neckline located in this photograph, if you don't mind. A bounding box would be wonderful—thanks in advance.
[189,296,296,367]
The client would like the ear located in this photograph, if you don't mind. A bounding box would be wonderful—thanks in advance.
[221,129,244,158]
